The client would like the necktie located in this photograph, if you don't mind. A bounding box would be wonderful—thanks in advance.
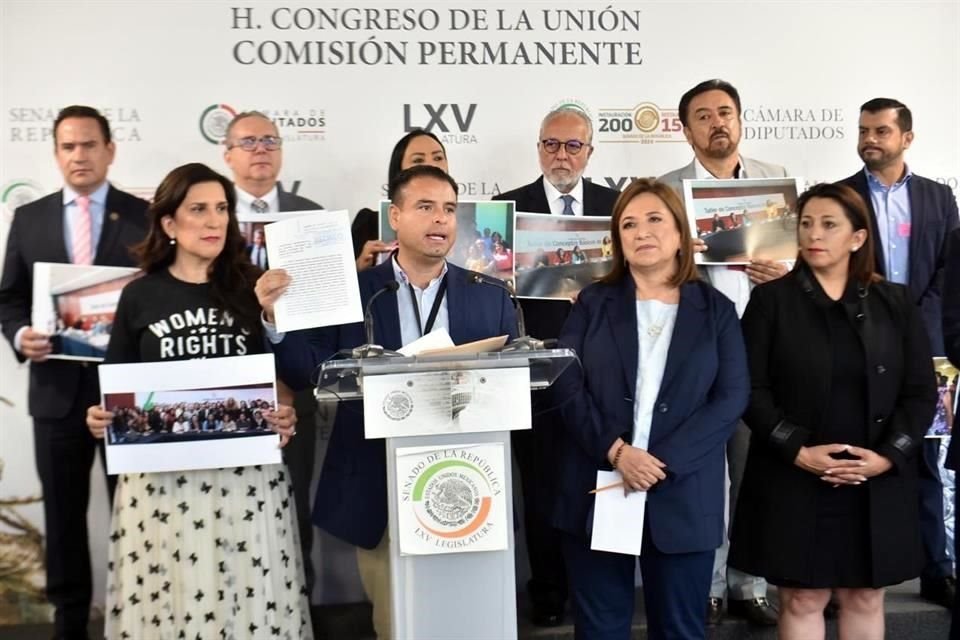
[73,195,93,265]
[560,194,575,216]
[251,199,269,213]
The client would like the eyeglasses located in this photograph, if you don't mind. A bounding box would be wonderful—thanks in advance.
[226,135,283,151]
[540,138,589,155]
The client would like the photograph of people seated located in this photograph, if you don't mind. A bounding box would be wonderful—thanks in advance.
[104,384,276,445]
[688,179,801,264]
[513,211,613,298]
[378,199,515,281]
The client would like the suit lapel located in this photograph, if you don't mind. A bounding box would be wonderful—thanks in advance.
[49,191,70,263]
[907,179,924,292]
[369,261,402,350]
[95,185,124,265]
[525,177,551,214]
[605,277,638,395]
[443,266,470,345]
[660,282,706,391]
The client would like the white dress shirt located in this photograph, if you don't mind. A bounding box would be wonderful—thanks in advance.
[542,177,585,216]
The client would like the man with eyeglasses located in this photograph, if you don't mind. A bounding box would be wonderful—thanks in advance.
[659,79,788,628]
[222,109,323,602]
[494,105,620,628]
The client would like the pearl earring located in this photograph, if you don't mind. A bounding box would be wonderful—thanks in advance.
[169,237,176,245]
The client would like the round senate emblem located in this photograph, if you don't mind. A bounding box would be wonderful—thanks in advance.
[199,103,237,145]
[382,390,413,421]
[633,103,661,133]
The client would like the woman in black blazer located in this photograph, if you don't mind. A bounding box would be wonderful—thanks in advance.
[729,183,937,639]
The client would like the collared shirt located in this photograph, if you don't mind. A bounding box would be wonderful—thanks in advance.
[391,255,449,346]
[235,184,279,214]
[693,156,746,180]
[62,181,108,262]
[263,255,450,347]
[865,166,912,285]
[542,176,585,216]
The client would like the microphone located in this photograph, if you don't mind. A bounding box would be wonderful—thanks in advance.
[470,273,545,351]
[348,280,401,359]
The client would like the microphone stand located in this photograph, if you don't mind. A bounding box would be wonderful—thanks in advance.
[470,273,549,351]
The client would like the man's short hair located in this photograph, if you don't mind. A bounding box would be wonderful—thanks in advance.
[678,79,742,127]
[860,98,912,132]
[388,165,458,205]
[53,105,111,144]
[224,110,277,142]
[539,106,594,144]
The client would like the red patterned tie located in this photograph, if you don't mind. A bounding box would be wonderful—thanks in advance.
[73,195,93,265]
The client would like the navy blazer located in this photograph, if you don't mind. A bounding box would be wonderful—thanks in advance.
[840,170,959,354]
[271,259,517,549]
[941,227,960,471]
[551,277,749,554]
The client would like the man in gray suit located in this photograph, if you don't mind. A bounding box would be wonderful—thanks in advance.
[659,79,788,627]
[222,110,325,599]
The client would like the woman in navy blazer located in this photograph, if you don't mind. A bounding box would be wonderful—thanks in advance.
[552,178,750,639]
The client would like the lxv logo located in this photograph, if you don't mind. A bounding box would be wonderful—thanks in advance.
[403,104,479,144]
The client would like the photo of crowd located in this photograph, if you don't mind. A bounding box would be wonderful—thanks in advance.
[378,200,515,283]
[31,263,140,361]
[685,178,803,264]
[513,212,613,299]
[103,384,276,446]
[929,358,958,438]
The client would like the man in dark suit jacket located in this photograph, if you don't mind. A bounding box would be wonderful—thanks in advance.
[493,105,619,627]
[840,98,959,609]
[0,106,148,639]
[222,109,324,597]
[256,166,517,639]
[940,227,960,638]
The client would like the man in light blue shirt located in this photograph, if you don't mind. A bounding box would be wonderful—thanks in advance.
[842,97,960,611]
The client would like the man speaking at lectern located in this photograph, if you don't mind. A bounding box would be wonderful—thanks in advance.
[255,165,517,640]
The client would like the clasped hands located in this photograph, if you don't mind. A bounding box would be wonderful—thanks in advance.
[607,437,666,494]
[794,444,893,487]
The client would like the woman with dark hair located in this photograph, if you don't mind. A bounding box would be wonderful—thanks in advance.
[729,182,937,639]
[551,178,749,639]
[85,163,311,639]
[352,129,448,269]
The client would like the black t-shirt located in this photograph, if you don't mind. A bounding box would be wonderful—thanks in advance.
[106,270,263,365]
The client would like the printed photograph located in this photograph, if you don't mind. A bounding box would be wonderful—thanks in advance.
[98,354,282,474]
[31,263,141,361]
[103,384,276,445]
[513,212,613,299]
[238,211,314,271]
[378,200,516,284]
[928,357,958,438]
[682,177,805,265]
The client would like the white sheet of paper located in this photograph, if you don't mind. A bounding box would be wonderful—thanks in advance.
[264,209,363,333]
[590,470,646,556]
[398,328,455,356]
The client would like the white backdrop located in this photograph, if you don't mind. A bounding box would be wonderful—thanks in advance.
[1,0,958,614]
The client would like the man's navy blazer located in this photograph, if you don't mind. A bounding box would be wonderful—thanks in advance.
[840,170,959,354]
[551,276,749,554]
[271,259,517,549]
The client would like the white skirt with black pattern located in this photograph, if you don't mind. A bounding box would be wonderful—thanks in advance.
[104,465,313,640]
